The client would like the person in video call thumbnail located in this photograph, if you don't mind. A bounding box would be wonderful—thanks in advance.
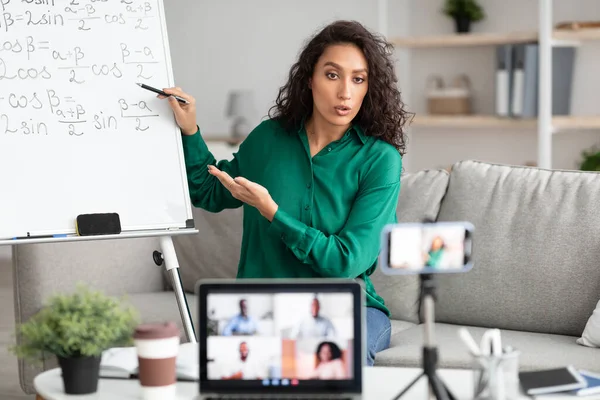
[310,341,346,380]
[222,299,258,336]
[221,341,265,380]
[290,297,336,339]
[424,236,445,268]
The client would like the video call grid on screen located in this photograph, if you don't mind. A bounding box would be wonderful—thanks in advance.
[203,291,356,383]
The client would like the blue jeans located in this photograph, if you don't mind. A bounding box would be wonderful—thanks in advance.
[366,307,391,366]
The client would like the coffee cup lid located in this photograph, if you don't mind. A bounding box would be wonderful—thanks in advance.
[134,321,179,340]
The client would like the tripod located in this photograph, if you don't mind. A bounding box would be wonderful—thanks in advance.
[392,274,455,400]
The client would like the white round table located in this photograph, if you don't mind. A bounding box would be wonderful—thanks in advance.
[35,366,476,399]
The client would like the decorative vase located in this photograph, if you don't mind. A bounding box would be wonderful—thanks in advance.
[454,16,471,33]
[57,355,101,395]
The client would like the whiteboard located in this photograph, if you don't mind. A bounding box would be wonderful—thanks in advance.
[0,0,193,240]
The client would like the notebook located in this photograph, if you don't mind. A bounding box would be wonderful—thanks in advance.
[572,370,600,396]
[196,278,365,399]
[519,366,587,395]
[99,341,199,381]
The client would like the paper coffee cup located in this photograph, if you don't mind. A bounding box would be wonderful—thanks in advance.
[134,322,180,400]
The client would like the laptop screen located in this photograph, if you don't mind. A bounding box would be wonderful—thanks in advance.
[197,280,363,395]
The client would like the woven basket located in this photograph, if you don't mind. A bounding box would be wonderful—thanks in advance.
[426,75,472,115]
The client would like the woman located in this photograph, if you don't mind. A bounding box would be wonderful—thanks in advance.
[424,236,445,268]
[311,341,346,380]
[160,20,410,366]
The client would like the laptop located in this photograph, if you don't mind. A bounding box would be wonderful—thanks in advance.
[196,279,365,399]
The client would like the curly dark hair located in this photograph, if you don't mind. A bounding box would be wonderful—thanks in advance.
[315,341,342,365]
[268,20,411,155]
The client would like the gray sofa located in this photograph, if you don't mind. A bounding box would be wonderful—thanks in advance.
[11,160,600,394]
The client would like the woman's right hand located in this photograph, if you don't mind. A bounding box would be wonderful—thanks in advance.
[159,87,197,136]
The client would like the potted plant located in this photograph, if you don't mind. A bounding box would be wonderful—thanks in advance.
[442,0,485,33]
[11,285,139,395]
[579,146,600,171]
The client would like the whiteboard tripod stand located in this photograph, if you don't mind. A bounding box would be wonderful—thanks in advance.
[153,236,197,343]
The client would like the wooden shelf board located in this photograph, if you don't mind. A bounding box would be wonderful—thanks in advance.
[391,32,537,48]
[391,29,600,48]
[410,115,536,128]
[554,28,600,41]
[410,115,600,130]
[553,116,600,130]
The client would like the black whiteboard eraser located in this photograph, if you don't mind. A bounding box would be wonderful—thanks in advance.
[76,213,121,236]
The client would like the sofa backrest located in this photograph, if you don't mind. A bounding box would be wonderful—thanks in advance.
[13,237,164,324]
[434,160,600,336]
[369,169,450,323]
[172,207,242,293]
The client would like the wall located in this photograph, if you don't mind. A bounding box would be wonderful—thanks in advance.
[164,0,379,136]
[163,0,382,161]
[164,1,600,172]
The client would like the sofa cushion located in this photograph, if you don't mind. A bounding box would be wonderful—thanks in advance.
[577,299,600,348]
[391,319,418,336]
[376,323,600,372]
[434,160,600,336]
[172,206,243,293]
[370,169,449,323]
[396,169,450,223]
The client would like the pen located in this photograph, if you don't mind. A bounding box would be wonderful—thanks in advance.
[458,327,481,357]
[135,83,189,104]
[480,329,502,356]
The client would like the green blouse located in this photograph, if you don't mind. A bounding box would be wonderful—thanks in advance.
[181,119,402,316]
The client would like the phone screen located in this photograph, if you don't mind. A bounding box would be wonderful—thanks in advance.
[381,222,473,274]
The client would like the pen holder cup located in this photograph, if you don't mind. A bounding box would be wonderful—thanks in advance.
[472,351,520,400]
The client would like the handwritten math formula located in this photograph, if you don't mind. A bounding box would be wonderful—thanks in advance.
[0,0,174,138]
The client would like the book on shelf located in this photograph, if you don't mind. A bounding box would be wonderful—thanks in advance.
[495,43,576,118]
[495,44,513,117]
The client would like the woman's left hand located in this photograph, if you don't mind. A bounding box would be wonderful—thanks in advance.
[208,165,279,221]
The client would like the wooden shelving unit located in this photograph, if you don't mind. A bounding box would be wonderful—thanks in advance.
[385,0,600,169]
[410,115,600,132]
[391,28,600,48]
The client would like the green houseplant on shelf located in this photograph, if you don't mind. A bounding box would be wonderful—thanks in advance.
[10,285,139,395]
[579,146,600,171]
[442,0,485,33]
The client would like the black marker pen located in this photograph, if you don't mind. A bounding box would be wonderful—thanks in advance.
[136,83,189,104]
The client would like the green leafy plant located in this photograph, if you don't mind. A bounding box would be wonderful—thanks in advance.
[579,146,600,171]
[11,285,139,362]
[442,0,485,22]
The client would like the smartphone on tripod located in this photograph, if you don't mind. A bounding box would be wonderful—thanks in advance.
[379,221,473,400]
[379,221,474,275]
